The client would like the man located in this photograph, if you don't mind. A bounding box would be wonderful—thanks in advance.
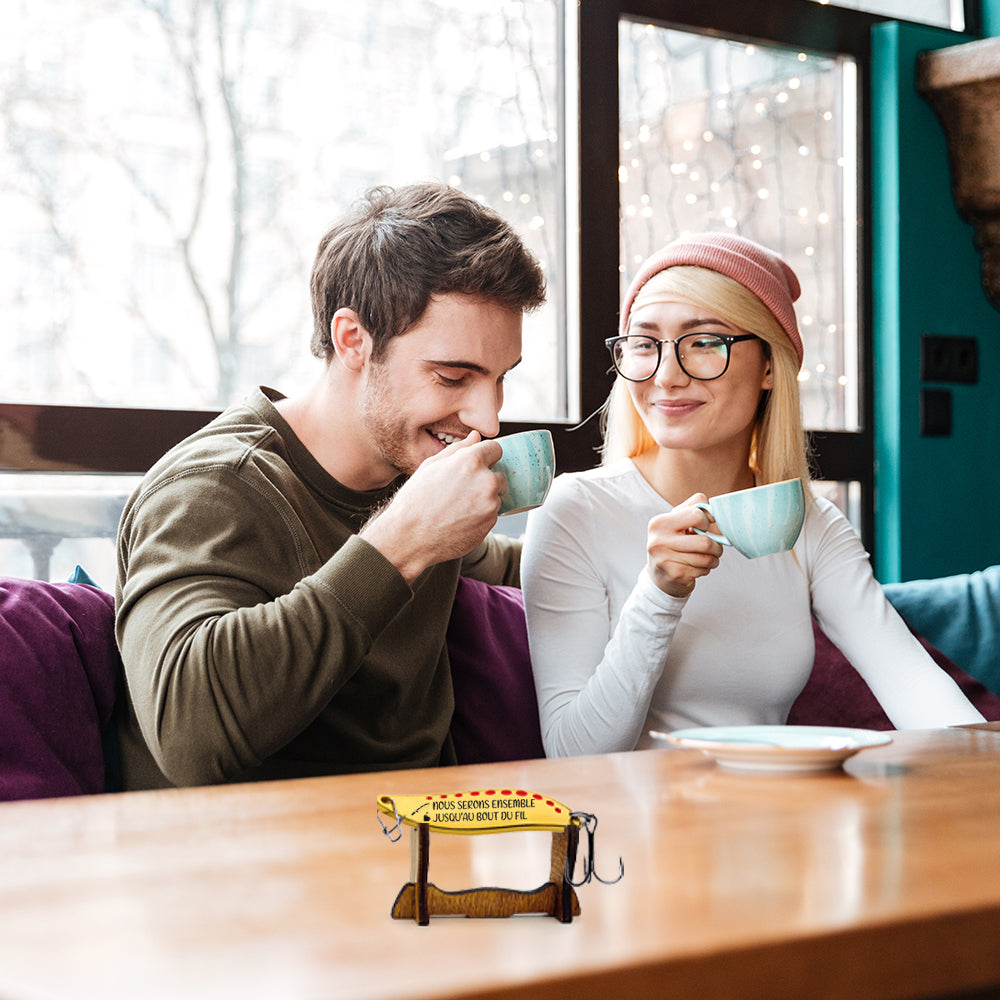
[115,182,546,789]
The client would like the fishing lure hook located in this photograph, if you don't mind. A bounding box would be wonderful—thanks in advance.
[567,812,624,886]
[376,796,403,842]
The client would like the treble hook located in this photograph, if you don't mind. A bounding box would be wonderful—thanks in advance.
[566,812,623,886]
[376,797,403,842]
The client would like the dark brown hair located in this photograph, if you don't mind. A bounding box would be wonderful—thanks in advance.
[309,182,547,360]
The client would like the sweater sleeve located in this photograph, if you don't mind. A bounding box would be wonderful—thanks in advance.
[116,468,414,786]
[521,475,687,756]
[461,531,521,586]
[807,500,985,729]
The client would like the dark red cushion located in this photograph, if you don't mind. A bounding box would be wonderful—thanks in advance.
[447,577,545,764]
[0,578,120,800]
[788,619,1000,729]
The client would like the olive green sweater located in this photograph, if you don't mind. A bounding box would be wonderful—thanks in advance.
[114,388,520,790]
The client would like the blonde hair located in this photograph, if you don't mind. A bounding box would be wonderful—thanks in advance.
[600,266,812,488]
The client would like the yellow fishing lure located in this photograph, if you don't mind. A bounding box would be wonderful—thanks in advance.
[376,788,576,837]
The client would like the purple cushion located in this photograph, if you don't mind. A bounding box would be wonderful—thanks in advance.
[447,577,545,764]
[787,619,1000,729]
[0,577,119,800]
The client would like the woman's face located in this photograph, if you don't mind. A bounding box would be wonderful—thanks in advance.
[624,298,771,460]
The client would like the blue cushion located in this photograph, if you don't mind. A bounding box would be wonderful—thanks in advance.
[0,577,120,800]
[446,577,545,764]
[884,567,1000,695]
[68,564,100,588]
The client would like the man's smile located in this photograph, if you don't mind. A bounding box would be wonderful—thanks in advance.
[429,429,467,446]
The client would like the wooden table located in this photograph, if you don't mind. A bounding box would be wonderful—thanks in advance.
[2,726,1000,1000]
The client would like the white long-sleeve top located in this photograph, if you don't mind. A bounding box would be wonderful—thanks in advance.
[522,459,984,757]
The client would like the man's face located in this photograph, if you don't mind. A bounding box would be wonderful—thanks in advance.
[357,292,523,482]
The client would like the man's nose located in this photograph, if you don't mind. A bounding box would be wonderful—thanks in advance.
[460,382,503,439]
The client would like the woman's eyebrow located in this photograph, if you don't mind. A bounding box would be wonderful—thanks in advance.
[680,317,732,330]
[630,317,732,333]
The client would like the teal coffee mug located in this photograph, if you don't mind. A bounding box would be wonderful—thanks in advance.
[494,429,555,516]
[692,478,805,559]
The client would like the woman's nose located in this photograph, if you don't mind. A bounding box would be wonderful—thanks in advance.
[654,342,690,385]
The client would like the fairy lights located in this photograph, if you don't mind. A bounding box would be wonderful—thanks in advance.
[618,21,859,431]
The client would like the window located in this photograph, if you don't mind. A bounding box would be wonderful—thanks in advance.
[2,0,565,418]
[0,0,977,580]
[618,22,859,434]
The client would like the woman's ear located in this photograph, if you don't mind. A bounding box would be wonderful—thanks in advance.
[761,348,774,391]
[330,308,370,373]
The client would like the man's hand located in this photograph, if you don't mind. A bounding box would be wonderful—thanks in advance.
[646,493,724,598]
[359,432,505,583]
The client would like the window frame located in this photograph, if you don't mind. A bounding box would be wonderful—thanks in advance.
[0,0,979,553]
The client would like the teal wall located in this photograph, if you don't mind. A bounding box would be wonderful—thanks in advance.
[985,0,1000,37]
[872,18,1000,582]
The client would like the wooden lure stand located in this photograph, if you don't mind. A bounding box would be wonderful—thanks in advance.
[377,790,620,925]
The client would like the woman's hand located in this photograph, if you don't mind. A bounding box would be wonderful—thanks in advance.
[646,493,724,598]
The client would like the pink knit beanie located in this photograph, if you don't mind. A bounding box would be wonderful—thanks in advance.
[619,232,804,368]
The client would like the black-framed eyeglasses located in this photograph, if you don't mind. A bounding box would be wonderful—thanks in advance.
[604,332,760,382]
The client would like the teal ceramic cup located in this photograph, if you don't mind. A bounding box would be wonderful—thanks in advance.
[691,478,805,559]
[494,429,555,515]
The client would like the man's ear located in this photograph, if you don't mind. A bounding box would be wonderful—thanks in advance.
[330,308,371,372]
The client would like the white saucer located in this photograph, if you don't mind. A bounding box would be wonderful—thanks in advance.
[652,725,893,773]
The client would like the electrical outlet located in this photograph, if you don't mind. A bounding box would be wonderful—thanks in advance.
[920,335,979,383]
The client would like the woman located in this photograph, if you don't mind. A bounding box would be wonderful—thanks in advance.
[522,232,983,757]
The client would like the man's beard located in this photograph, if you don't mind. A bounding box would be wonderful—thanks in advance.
[357,359,421,477]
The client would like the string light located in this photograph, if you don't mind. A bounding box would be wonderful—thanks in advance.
[617,23,855,415]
